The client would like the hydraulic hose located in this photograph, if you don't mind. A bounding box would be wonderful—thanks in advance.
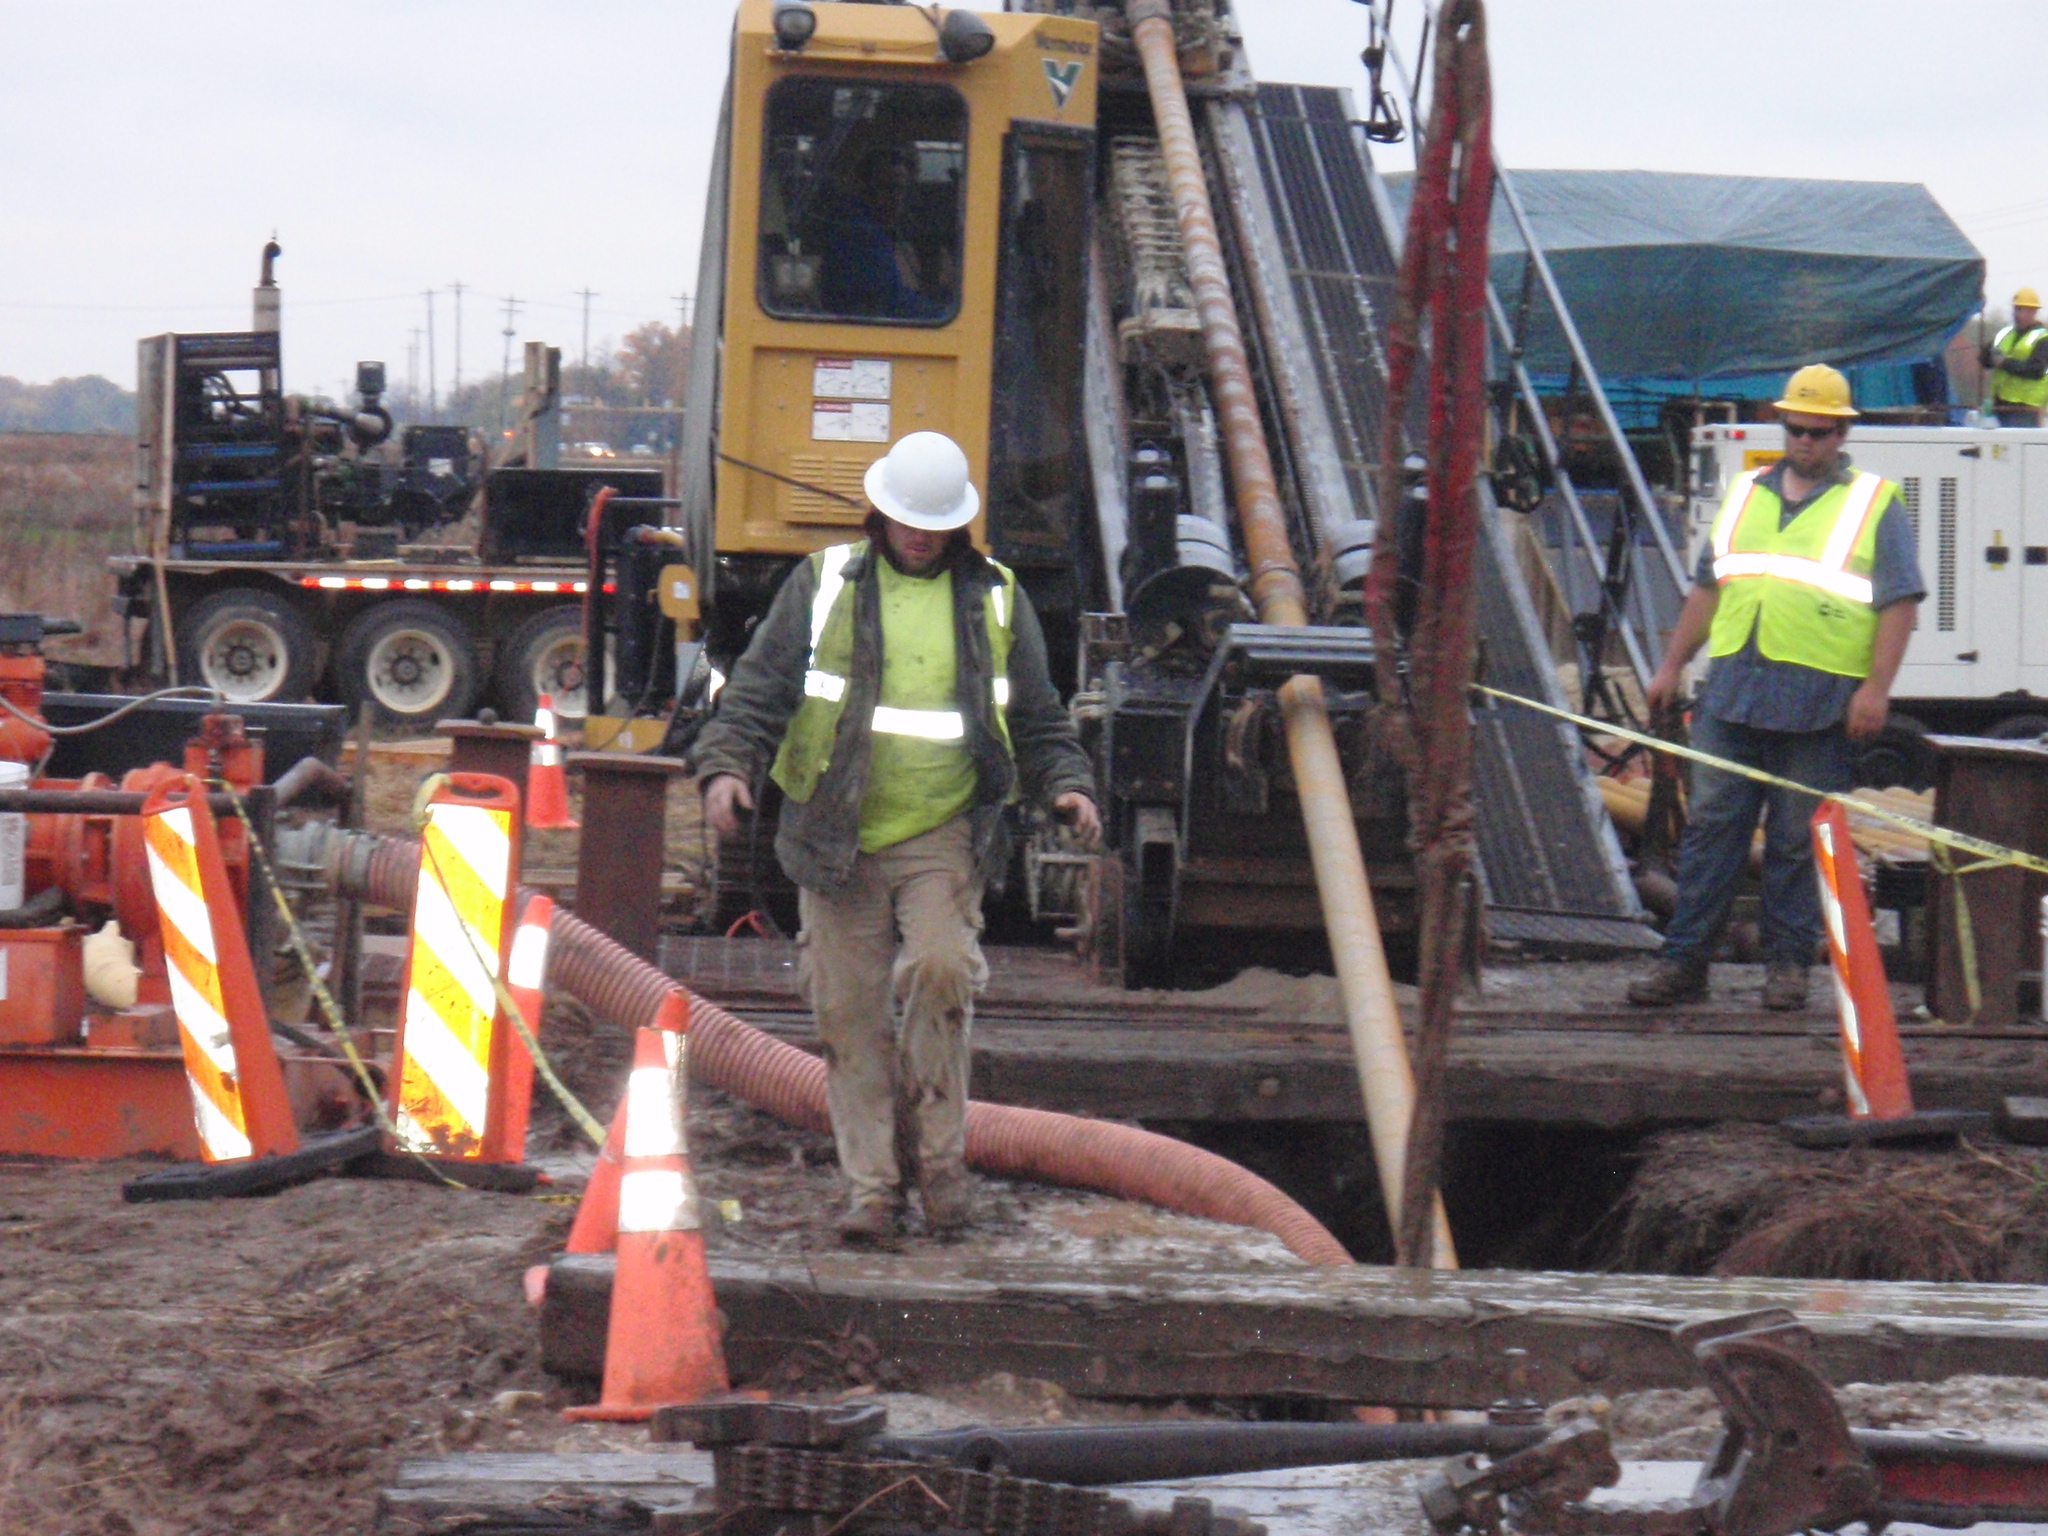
[341,831,1351,1267]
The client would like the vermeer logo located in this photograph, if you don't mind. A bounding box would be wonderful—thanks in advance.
[1042,57,1083,109]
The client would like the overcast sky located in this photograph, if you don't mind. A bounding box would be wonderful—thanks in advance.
[2,2,2039,399]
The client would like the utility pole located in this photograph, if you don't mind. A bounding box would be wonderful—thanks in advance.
[671,293,692,332]
[497,294,522,435]
[408,328,422,417]
[423,288,438,416]
[450,280,466,404]
[576,287,598,398]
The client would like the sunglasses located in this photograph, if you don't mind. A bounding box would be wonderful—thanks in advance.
[1782,423,1843,441]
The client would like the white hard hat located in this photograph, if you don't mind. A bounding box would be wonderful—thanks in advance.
[863,431,979,532]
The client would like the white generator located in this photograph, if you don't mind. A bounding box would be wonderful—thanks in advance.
[1689,422,2048,744]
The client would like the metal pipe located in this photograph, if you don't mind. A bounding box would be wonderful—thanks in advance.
[0,789,242,817]
[1127,0,1452,1267]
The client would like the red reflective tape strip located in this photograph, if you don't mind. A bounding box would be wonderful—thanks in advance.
[299,576,592,593]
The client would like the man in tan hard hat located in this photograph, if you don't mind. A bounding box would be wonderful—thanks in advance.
[690,431,1100,1247]
[1983,287,2048,426]
[1628,365,1924,1012]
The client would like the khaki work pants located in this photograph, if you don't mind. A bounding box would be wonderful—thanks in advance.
[796,817,988,1209]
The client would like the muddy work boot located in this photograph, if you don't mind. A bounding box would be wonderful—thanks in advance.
[1626,958,1709,1007]
[838,1197,903,1251]
[1761,963,1810,1012]
[919,1164,975,1239]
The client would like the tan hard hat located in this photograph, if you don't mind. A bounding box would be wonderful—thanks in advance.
[2017,286,2043,310]
[1774,364,1859,420]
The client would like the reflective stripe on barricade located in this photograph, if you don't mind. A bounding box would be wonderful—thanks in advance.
[141,775,297,1163]
[1813,802,1915,1120]
[391,774,523,1160]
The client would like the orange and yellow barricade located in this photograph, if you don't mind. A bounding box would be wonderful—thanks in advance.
[140,774,297,1163]
[391,773,528,1161]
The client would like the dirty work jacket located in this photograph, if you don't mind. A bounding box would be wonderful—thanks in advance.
[1707,467,1896,678]
[689,541,1096,896]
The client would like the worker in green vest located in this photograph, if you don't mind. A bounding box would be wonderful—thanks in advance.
[1629,366,1925,1012]
[690,432,1100,1247]
[1982,286,2048,427]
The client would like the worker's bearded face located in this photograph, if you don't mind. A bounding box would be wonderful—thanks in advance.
[880,517,949,576]
[2019,307,2040,328]
[1778,411,1845,481]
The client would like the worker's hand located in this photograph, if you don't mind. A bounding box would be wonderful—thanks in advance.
[1845,683,1890,743]
[1644,661,1686,717]
[702,773,754,839]
[1052,791,1102,848]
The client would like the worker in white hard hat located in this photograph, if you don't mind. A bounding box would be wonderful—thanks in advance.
[690,431,1100,1247]
[1982,286,2048,427]
[1629,365,1925,1014]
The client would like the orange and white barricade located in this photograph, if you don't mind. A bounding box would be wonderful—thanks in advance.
[565,1013,727,1420]
[140,775,297,1163]
[390,773,529,1162]
[1812,800,1914,1120]
[526,693,578,830]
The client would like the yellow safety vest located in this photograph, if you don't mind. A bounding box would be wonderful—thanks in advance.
[1994,325,2048,408]
[1706,469,1895,678]
[770,540,1017,807]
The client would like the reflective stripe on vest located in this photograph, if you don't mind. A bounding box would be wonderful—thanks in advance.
[1711,470,1886,606]
[800,543,1011,738]
[1994,325,2048,408]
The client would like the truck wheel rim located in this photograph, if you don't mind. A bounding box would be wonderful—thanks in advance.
[199,618,288,702]
[365,629,454,715]
[530,634,586,720]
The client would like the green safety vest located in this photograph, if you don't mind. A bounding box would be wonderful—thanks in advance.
[770,539,1018,816]
[1706,469,1895,678]
[1994,325,2048,408]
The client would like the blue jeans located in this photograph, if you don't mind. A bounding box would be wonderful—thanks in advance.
[1661,712,1853,968]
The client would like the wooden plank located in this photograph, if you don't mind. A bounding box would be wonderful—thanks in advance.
[540,1251,2048,1409]
[376,1451,710,1534]
[713,1012,2048,1127]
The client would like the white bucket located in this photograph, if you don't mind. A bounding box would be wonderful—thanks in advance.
[0,760,27,912]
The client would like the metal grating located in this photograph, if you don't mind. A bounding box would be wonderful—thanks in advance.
[1242,83,1640,939]
[1938,476,1957,631]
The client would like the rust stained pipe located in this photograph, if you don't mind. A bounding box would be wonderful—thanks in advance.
[343,832,1351,1266]
[1127,0,1453,1266]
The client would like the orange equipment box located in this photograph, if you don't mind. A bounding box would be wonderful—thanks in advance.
[0,928,86,1046]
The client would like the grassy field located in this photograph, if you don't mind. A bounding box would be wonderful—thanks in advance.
[0,431,131,666]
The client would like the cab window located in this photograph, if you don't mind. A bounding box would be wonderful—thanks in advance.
[758,78,967,326]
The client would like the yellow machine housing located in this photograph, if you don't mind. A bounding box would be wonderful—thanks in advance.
[715,0,1100,560]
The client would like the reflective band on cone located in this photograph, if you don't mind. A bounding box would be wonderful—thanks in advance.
[391,775,524,1160]
[526,693,579,830]
[564,1012,725,1421]
[142,776,297,1163]
[1812,801,1915,1120]
[488,891,552,1163]
[565,993,685,1256]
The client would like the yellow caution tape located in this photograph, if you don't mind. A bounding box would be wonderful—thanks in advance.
[1473,683,2048,880]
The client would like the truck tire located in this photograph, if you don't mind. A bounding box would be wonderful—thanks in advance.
[176,587,317,705]
[495,605,587,723]
[1853,713,1932,791]
[338,600,480,727]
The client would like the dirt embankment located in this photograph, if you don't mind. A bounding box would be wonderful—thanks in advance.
[0,431,130,667]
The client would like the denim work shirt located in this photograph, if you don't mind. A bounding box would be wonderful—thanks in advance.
[1693,455,1927,734]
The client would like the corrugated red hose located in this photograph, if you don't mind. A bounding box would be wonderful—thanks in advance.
[351,835,1352,1266]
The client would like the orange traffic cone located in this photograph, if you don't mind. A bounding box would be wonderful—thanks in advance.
[563,1018,727,1420]
[1784,802,1986,1148]
[526,693,579,830]
[565,995,686,1255]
